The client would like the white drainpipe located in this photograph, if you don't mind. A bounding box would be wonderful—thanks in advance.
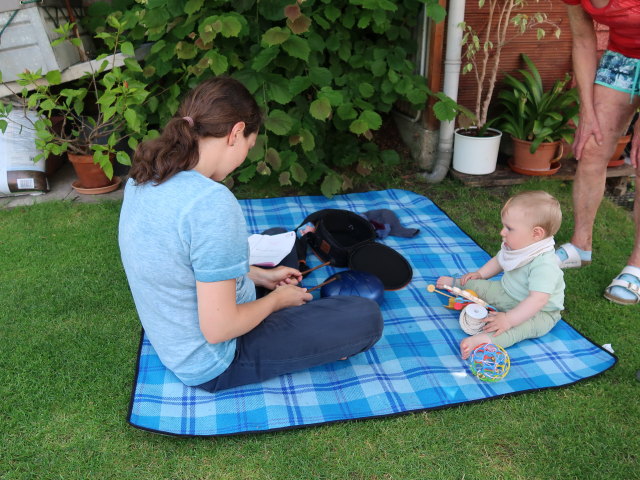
[421,0,466,182]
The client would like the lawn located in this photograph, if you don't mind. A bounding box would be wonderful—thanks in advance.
[1,171,638,480]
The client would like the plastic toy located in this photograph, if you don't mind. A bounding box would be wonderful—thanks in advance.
[468,342,510,382]
[426,284,497,312]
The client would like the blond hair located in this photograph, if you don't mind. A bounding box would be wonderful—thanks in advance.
[501,191,562,237]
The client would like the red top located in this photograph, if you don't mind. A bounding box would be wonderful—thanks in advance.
[562,0,640,58]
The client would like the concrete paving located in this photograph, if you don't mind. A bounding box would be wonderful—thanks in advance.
[0,162,125,209]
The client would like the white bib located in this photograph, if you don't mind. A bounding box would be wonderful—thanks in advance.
[497,237,555,272]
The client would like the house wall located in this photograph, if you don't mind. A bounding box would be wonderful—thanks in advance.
[447,1,574,124]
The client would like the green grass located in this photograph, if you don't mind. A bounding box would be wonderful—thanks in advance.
[1,174,638,480]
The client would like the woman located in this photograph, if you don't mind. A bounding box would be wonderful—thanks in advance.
[119,77,383,392]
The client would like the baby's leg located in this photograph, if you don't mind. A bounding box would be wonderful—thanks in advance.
[491,311,560,348]
[460,333,493,359]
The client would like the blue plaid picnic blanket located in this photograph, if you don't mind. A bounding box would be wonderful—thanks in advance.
[128,189,616,436]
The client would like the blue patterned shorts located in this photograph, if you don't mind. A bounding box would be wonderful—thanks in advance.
[595,50,640,100]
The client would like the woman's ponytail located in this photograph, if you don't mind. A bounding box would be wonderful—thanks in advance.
[129,77,261,185]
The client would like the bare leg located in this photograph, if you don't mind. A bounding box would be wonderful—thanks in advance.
[571,85,639,252]
[460,333,492,360]
[628,162,640,268]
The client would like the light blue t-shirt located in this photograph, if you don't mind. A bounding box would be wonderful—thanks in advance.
[118,170,256,386]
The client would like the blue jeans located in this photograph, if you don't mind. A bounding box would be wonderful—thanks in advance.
[196,228,383,392]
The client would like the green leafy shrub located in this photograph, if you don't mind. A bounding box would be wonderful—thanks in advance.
[84,0,452,196]
[0,19,150,179]
[495,53,578,153]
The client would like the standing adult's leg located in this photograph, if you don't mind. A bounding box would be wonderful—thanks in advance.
[628,157,640,268]
[570,85,639,252]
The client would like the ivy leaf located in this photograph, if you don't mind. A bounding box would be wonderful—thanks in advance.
[287,14,311,34]
[299,127,315,152]
[265,147,282,170]
[219,16,243,37]
[289,76,312,95]
[237,164,256,183]
[406,88,427,105]
[349,119,368,135]
[290,162,307,184]
[150,39,166,54]
[175,41,197,59]
[267,77,294,104]
[256,161,271,176]
[262,27,290,46]
[282,35,310,61]
[252,46,279,72]
[318,87,343,106]
[264,109,294,135]
[309,67,332,87]
[359,110,382,130]
[382,150,400,166]
[426,3,446,23]
[45,70,62,85]
[206,50,229,75]
[124,57,143,73]
[279,171,292,186]
[310,97,331,121]
[320,173,342,198]
[284,4,301,20]
[324,5,340,22]
[358,82,375,98]
[120,41,135,56]
[369,59,386,77]
[184,0,204,15]
[336,103,357,120]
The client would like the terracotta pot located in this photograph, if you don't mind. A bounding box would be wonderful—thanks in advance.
[510,137,563,174]
[607,134,631,167]
[68,153,112,189]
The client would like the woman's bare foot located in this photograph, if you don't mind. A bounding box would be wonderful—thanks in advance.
[460,333,492,360]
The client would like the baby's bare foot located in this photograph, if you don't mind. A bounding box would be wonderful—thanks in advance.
[460,333,492,360]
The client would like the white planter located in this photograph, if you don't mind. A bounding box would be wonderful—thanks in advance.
[452,127,502,175]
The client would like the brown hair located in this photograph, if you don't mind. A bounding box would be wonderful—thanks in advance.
[129,76,262,185]
[501,190,562,237]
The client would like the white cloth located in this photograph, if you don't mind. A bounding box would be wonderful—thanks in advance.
[497,237,555,272]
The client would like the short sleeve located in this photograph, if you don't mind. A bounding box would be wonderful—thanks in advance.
[528,256,563,294]
[180,186,249,282]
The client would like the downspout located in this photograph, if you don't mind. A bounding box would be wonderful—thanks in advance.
[421,0,465,182]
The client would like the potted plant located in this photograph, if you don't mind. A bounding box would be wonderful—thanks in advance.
[452,0,561,175]
[495,53,579,175]
[0,15,150,194]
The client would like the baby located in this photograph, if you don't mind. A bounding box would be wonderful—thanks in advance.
[437,191,565,359]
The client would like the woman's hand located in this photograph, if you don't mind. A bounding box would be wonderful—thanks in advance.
[250,266,303,290]
[483,311,512,337]
[460,271,483,286]
[269,284,312,309]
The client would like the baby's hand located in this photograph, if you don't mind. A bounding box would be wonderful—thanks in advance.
[436,276,454,288]
[460,271,482,286]
[483,311,512,336]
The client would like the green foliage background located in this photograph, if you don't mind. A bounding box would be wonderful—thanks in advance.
[84,0,452,196]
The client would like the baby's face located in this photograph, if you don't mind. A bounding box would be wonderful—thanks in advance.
[500,206,539,250]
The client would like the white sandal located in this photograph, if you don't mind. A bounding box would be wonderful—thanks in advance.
[604,266,640,305]
[556,243,592,269]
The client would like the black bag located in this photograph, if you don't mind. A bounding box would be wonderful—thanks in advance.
[295,209,413,290]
